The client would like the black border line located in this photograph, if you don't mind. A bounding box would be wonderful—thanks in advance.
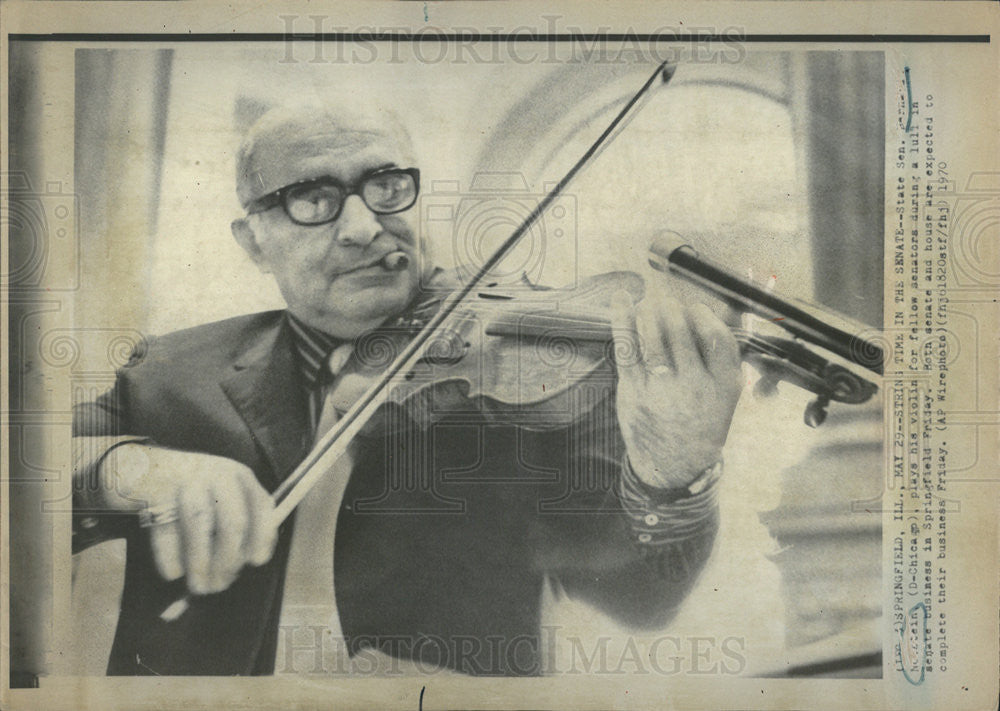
[7,33,992,43]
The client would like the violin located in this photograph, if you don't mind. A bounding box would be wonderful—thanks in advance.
[159,59,883,621]
[328,255,879,434]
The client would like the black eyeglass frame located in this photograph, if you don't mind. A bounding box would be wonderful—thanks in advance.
[247,167,421,226]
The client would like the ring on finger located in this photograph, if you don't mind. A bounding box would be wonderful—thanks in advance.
[138,503,180,528]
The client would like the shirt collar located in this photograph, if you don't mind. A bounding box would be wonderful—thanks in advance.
[286,313,341,389]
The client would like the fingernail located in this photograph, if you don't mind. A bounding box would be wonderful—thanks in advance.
[160,599,189,622]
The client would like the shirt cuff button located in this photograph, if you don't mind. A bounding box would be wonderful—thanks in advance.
[637,533,652,543]
[643,513,659,527]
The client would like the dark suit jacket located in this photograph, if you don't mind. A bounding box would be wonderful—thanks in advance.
[72,311,719,676]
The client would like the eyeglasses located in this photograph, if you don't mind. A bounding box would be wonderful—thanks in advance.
[248,167,420,226]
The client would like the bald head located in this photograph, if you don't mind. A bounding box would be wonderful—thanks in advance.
[230,100,427,338]
[236,101,416,209]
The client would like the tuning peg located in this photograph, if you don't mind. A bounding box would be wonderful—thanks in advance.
[804,397,829,428]
[754,376,780,398]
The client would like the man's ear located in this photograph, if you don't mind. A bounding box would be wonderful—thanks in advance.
[231,217,271,274]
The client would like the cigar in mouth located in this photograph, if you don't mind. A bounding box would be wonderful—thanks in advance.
[381,251,410,271]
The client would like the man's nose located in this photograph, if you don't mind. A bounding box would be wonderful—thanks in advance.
[334,195,381,246]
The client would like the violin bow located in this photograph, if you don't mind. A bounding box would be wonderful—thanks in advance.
[159,61,674,621]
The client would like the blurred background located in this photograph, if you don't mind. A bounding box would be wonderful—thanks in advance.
[9,43,884,679]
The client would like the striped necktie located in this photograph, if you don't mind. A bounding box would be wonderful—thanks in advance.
[277,342,355,674]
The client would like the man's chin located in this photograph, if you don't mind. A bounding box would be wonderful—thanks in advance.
[303,278,418,338]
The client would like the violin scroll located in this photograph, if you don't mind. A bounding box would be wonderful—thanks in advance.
[734,330,878,427]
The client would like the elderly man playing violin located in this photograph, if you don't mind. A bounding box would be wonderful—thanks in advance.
[72,101,743,676]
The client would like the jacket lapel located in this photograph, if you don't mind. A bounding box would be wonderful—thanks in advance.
[219,315,311,488]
